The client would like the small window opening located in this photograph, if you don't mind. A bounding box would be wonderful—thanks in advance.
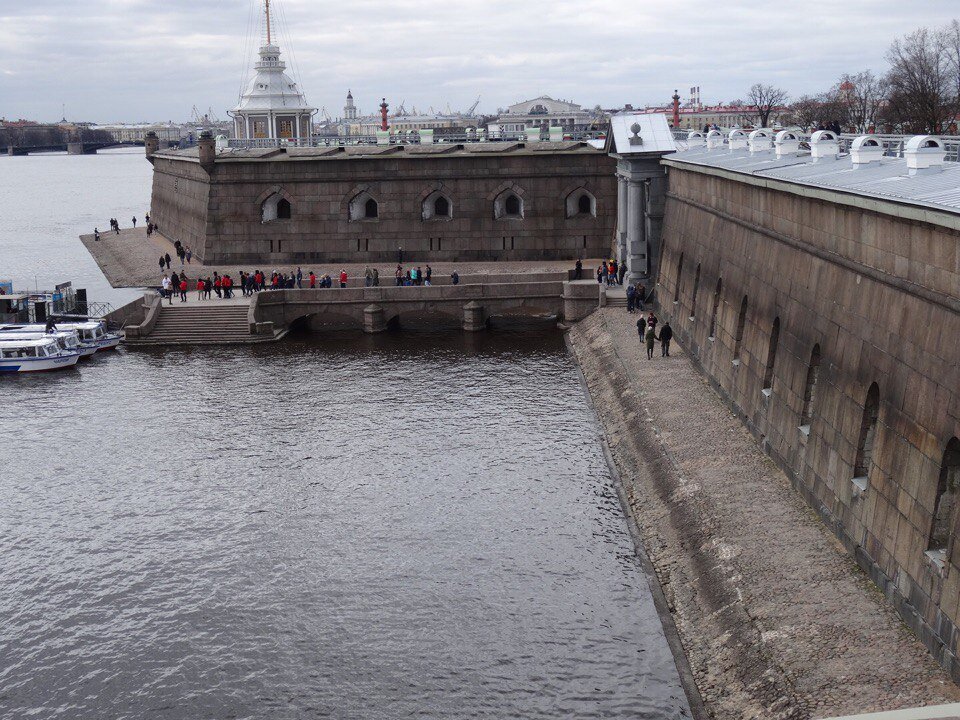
[800,344,822,429]
[505,194,521,216]
[708,278,722,339]
[674,253,684,303]
[762,316,780,392]
[928,439,960,564]
[690,263,701,319]
[365,198,378,219]
[733,295,748,362]
[277,198,291,219]
[435,196,449,217]
[577,194,592,215]
[853,382,880,486]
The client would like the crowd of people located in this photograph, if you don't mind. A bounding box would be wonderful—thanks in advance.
[156,263,467,302]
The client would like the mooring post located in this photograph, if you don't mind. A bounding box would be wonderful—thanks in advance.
[462,301,486,332]
[363,304,386,333]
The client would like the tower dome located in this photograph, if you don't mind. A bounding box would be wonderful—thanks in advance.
[229,3,316,142]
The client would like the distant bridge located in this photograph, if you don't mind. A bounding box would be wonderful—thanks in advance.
[0,125,177,156]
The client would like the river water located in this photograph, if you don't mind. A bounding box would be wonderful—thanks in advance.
[0,152,691,719]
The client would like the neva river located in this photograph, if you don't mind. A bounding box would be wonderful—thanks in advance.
[0,151,690,719]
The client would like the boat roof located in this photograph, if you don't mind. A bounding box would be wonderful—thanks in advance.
[0,337,59,347]
[0,321,100,330]
[0,330,78,338]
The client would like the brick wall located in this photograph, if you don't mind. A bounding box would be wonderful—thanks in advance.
[150,150,617,265]
[657,164,960,678]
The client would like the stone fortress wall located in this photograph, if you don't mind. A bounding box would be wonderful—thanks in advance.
[148,142,617,265]
[656,159,960,678]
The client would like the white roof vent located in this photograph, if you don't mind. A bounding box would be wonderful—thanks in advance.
[774,129,801,158]
[810,130,839,161]
[706,129,724,150]
[728,128,748,151]
[748,129,772,153]
[904,135,945,174]
[686,130,705,148]
[849,135,884,167]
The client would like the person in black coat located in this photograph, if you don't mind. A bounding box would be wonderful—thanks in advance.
[658,322,673,357]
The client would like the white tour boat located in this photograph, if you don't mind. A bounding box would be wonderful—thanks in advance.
[0,320,122,351]
[0,329,97,357]
[0,337,81,373]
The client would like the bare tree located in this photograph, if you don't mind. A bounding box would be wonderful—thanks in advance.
[885,26,957,133]
[787,95,824,130]
[746,83,790,127]
[832,71,889,133]
[943,19,960,104]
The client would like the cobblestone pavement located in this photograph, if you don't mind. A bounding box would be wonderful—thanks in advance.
[568,308,960,720]
[80,229,600,288]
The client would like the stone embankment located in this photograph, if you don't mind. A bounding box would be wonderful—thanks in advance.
[568,308,960,720]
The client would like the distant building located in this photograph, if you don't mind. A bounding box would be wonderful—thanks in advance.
[90,123,181,144]
[487,96,599,134]
[337,91,482,137]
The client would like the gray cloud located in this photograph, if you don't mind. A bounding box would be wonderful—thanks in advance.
[0,0,957,122]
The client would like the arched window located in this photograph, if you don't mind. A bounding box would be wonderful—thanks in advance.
[853,382,880,486]
[495,190,524,220]
[435,196,449,217]
[348,191,379,222]
[928,438,960,563]
[708,278,722,339]
[690,263,701,319]
[800,344,821,429]
[261,193,291,223]
[422,191,453,221]
[674,253,684,303]
[734,296,748,362]
[565,189,596,218]
[762,317,780,392]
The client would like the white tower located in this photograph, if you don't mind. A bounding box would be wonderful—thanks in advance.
[344,90,357,120]
[229,0,316,142]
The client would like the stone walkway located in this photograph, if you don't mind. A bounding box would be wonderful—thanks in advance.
[568,308,960,720]
[80,228,599,289]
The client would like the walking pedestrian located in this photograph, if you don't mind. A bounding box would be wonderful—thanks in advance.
[425,265,432,286]
[395,265,403,286]
[372,268,380,286]
[658,321,673,357]
[132,216,137,228]
[185,247,192,264]
[179,278,188,302]
[196,277,205,300]
[646,311,658,333]
[626,283,636,313]
[339,269,348,288]
[451,270,460,285]
[397,246,404,264]
[309,271,316,289]
[165,253,171,270]
[364,266,373,287]
[645,324,656,360]
[618,263,626,286]
[94,228,101,242]
[161,274,171,301]
[635,283,646,311]
[145,212,150,224]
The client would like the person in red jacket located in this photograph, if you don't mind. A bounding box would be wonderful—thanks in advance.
[196,278,204,301]
[213,275,222,298]
[179,279,188,302]
[223,275,233,299]
[339,270,348,288]
[309,271,316,289]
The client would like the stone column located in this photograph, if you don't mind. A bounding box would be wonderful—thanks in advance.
[463,301,486,332]
[616,175,628,265]
[363,304,386,333]
[644,175,667,284]
[626,179,647,283]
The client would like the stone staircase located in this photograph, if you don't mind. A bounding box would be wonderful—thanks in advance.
[126,302,280,345]
[604,286,628,308]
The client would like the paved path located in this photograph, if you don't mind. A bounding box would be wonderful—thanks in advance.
[80,228,600,289]
[568,308,960,720]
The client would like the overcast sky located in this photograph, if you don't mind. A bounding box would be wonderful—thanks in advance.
[1,0,957,123]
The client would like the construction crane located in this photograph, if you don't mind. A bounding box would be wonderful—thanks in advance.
[466,96,481,116]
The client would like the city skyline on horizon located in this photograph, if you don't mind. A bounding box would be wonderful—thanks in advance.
[1,0,958,124]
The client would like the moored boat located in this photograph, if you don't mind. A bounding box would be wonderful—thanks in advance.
[0,337,81,373]
[0,329,97,357]
[0,320,121,351]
